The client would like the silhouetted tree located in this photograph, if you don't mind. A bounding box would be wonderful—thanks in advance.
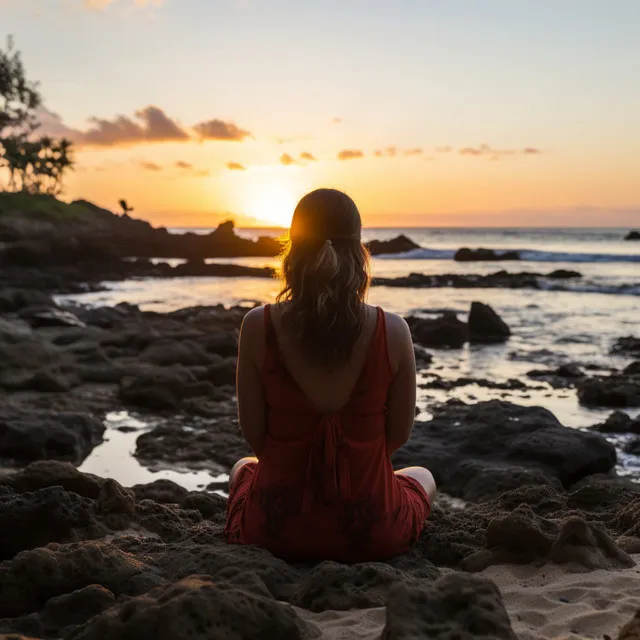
[1,36,74,195]
[119,199,134,216]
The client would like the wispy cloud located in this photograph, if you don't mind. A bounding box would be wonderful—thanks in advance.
[82,0,164,10]
[332,117,342,124]
[193,119,251,141]
[435,146,452,153]
[280,153,296,166]
[37,106,251,148]
[300,152,316,161]
[374,147,397,158]
[139,160,163,171]
[459,144,544,159]
[404,148,423,156]
[337,149,364,161]
[175,161,193,169]
[226,162,246,171]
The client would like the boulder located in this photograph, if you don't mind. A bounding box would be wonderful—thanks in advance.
[591,411,640,435]
[578,374,640,408]
[612,336,640,358]
[547,269,582,279]
[406,313,469,348]
[625,361,640,375]
[454,248,521,261]
[392,400,616,498]
[18,308,85,329]
[0,410,105,465]
[624,439,640,455]
[366,234,420,256]
[468,302,511,344]
[625,231,640,240]
[383,572,516,640]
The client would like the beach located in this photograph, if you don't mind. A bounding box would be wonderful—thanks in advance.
[1,207,639,638]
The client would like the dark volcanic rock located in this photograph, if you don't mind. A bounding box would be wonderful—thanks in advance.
[454,247,521,261]
[578,374,640,408]
[0,461,105,498]
[366,234,420,256]
[19,307,85,329]
[625,439,640,455]
[383,572,516,640]
[0,486,96,560]
[612,336,640,358]
[135,419,251,471]
[625,230,640,240]
[68,575,308,640]
[591,411,640,435]
[547,269,582,279]
[0,410,105,465]
[406,313,469,349]
[625,361,640,376]
[468,302,511,344]
[0,289,56,313]
[392,401,616,499]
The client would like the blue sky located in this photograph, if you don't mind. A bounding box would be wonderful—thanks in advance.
[2,0,639,226]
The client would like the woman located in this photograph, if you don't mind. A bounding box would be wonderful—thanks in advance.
[225,188,436,562]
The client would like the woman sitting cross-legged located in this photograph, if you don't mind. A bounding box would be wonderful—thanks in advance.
[224,188,436,562]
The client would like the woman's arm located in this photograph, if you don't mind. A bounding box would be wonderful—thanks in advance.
[385,313,417,455]
[236,307,268,456]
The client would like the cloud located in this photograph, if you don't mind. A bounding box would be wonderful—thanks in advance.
[404,148,423,156]
[459,144,544,158]
[175,161,193,169]
[280,153,296,166]
[226,162,246,171]
[332,117,342,124]
[37,105,251,148]
[435,146,452,153]
[337,149,364,161]
[82,0,164,9]
[139,160,163,171]
[193,119,251,141]
[374,147,397,158]
[300,152,316,161]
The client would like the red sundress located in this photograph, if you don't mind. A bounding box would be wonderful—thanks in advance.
[224,305,430,563]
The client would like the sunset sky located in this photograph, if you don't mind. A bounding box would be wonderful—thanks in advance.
[2,0,640,228]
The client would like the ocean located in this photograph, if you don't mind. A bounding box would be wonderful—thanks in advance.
[57,227,640,489]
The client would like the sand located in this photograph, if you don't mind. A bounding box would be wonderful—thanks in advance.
[294,556,640,639]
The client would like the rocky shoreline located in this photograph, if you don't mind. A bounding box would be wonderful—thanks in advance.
[1,196,640,638]
[1,281,640,636]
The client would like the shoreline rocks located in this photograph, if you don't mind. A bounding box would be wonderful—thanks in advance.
[454,247,521,261]
[625,231,640,240]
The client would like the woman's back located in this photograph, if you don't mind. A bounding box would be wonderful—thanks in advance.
[224,188,434,562]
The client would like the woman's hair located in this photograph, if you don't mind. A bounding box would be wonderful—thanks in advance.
[277,188,370,369]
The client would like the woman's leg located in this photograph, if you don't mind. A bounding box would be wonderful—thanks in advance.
[395,466,437,502]
[229,456,258,490]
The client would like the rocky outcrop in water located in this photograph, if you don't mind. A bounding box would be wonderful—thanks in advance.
[625,231,640,240]
[468,302,511,344]
[365,234,420,256]
[454,248,521,261]
[578,372,640,408]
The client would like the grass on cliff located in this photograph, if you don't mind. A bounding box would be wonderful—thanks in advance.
[0,192,110,221]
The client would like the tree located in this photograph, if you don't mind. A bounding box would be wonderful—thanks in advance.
[0,35,41,138]
[0,36,74,195]
[119,199,134,216]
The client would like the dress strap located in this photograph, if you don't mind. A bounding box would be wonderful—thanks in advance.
[264,304,277,345]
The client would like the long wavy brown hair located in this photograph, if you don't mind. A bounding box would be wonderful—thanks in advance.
[277,189,371,369]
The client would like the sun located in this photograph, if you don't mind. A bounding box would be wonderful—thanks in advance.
[245,181,297,228]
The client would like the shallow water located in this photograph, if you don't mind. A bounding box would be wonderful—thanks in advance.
[60,227,640,487]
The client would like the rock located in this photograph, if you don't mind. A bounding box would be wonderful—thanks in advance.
[18,308,85,329]
[527,364,585,388]
[366,235,420,256]
[0,289,56,313]
[591,411,640,435]
[454,248,521,261]
[578,374,640,408]
[547,269,582,279]
[413,344,434,367]
[40,585,115,637]
[618,611,640,639]
[392,401,616,498]
[0,410,105,465]
[625,361,640,375]
[0,486,96,560]
[0,461,105,498]
[68,575,308,640]
[462,467,562,503]
[383,572,516,639]
[119,367,206,410]
[141,340,212,367]
[468,302,511,344]
[0,369,72,393]
[135,420,251,471]
[612,336,640,358]
[131,479,189,504]
[406,313,469,349]
[625,231,640,240]
[96,479,136,530]
[625,439,640,455]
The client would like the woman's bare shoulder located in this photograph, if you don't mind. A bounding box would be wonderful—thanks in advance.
[382,309,411,340]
